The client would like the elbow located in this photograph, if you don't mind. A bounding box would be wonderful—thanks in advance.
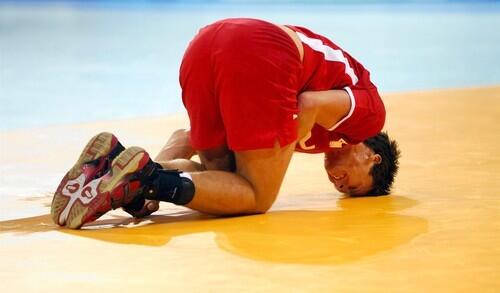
[298,92,317,111]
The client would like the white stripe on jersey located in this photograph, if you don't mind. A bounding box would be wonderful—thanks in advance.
[328,86,356,131]
[296,32,359,85]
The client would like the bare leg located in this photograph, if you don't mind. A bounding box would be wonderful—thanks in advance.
[154,129,195,162]
[158,159,205,173]
[125,129,201,217]
[185,141,296,215]
[131,131,295,216]
[156,144,234,173]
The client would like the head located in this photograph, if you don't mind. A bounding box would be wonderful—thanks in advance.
[324,132,400,196]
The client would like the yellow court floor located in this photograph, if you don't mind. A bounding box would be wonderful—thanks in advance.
[1,86,499,292]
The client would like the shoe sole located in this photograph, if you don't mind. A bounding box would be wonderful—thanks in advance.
[51,132,123,226]
[65,146,151,229]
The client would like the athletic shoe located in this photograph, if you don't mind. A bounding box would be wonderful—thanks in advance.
[51,132,125,227]
[58,146,155,229]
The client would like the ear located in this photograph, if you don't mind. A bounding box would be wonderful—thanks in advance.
[372,154,382,164]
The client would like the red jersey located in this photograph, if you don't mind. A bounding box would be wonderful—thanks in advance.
[287,25,386,153]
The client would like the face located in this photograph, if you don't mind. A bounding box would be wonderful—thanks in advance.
[324,143,381,196]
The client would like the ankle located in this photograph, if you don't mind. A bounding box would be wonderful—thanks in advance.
[144,169,195,205]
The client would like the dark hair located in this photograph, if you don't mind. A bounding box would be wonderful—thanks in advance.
[363,132,401,196]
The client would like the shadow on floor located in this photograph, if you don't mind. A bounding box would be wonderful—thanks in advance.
[0,195,428,265]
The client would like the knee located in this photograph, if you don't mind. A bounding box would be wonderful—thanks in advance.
[248,206,270,215]
[246,193,277,214]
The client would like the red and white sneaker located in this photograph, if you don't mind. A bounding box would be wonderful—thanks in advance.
[51,132,125,227]
[53,146,155,229]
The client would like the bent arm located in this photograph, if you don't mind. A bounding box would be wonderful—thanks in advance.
[297,89,352,139]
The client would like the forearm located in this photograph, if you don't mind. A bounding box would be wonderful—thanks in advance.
[297,89,351,138]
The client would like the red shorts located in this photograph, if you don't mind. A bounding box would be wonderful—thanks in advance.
[179,18,302,151]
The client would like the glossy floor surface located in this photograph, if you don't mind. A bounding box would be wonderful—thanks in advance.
[1,87,499,292]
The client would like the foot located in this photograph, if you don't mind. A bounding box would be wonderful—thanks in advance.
[51,132,125,227]
[54,146,156,229]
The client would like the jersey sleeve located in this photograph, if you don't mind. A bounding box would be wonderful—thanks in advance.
[294,85,385,153]
[329,84,386,144]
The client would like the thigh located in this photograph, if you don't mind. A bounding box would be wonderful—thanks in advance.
[234,141,296,213]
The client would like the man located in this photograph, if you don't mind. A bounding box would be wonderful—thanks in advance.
[51,18,400,229]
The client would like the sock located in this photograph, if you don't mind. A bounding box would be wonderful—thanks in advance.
[143,169,195,205]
